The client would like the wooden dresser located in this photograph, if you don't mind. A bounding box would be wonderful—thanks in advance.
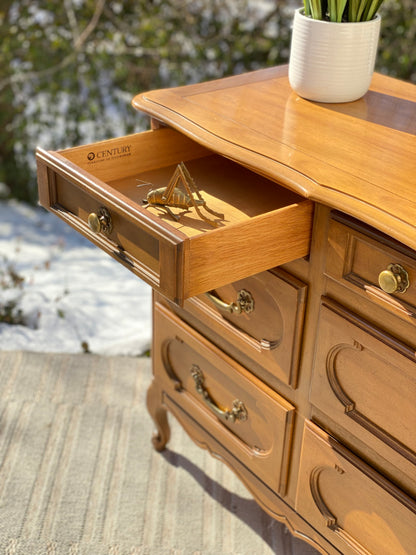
[36,65,416,554]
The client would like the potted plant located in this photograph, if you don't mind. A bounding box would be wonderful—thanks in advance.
[289,0,385,102]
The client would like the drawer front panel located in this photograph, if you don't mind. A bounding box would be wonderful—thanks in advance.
[311,298,416,466]
[296,421,416,555]
[153,301,295,495]
[311,298,416,467]
[37,127,313,304]
[185,268,307,387]
[54,171,161,276]
[326,216,416,323]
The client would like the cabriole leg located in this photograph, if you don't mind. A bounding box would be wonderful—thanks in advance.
[146,379,170,451]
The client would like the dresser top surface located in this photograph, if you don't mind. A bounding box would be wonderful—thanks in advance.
[132,65,416,250]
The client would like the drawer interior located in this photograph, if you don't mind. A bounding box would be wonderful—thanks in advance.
[37,127,313,302]
[60,128,304,237]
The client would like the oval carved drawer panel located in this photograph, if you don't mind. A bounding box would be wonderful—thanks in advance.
[326,214,416,323]
[185,268,307,387]
[37,127,313,304]
[311,298,416,469]
[152,301,295,495]
[296,421,416,555]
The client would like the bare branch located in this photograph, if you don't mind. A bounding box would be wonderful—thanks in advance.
[74,0,106,50]
[64,0,81,45]
[0,0,106,93]
[0,54,77,93]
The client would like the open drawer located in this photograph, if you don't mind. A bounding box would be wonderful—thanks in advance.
[36,127,313,304]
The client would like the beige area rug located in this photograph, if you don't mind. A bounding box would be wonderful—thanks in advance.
[0,351,319,555]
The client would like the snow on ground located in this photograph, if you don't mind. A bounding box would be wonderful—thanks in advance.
[0,200,152,356]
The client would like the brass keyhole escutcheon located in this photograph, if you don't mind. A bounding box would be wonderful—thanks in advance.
[378,263,409,294]
[88,207,113,235]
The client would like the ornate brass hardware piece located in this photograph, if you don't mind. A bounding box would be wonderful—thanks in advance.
[378,263,409,294]
[142,162,224,227]
[190,364,248,423]
[88,207,113,235]
[206,289,254,315]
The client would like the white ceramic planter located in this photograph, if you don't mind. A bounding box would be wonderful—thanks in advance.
[289,9,381,103]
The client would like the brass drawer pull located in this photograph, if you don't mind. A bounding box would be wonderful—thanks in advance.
[378,263,409,294]
[88,207,113,235]
[205,289,254,315]
[190,365,248,423]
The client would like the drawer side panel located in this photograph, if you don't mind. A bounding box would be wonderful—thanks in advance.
[187,200,313,297]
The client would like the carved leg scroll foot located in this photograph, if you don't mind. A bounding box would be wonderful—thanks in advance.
[146,379,170,452]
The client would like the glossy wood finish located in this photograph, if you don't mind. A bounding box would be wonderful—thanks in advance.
[37,65,416,554]
[184,268,308,387]
[137,71,416,553]
[133,66,416,251]
[150,203,416,553]
[134,72,416,553]
[296,421,416,555]
[37,126,313,304]
[326,213,416,324]
[311,298,416,476]
[147,360,334,555]
[150,301,295,496]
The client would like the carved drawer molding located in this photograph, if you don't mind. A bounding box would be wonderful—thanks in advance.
[311,298,416,469]
[326,215,416,323]
[185,267,308,387]
[296,421,416,555]
[151,301,295,496]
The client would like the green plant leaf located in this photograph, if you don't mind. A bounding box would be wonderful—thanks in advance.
[364,0,384,20]
[309,0,323,20]
[328,0,348,21]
